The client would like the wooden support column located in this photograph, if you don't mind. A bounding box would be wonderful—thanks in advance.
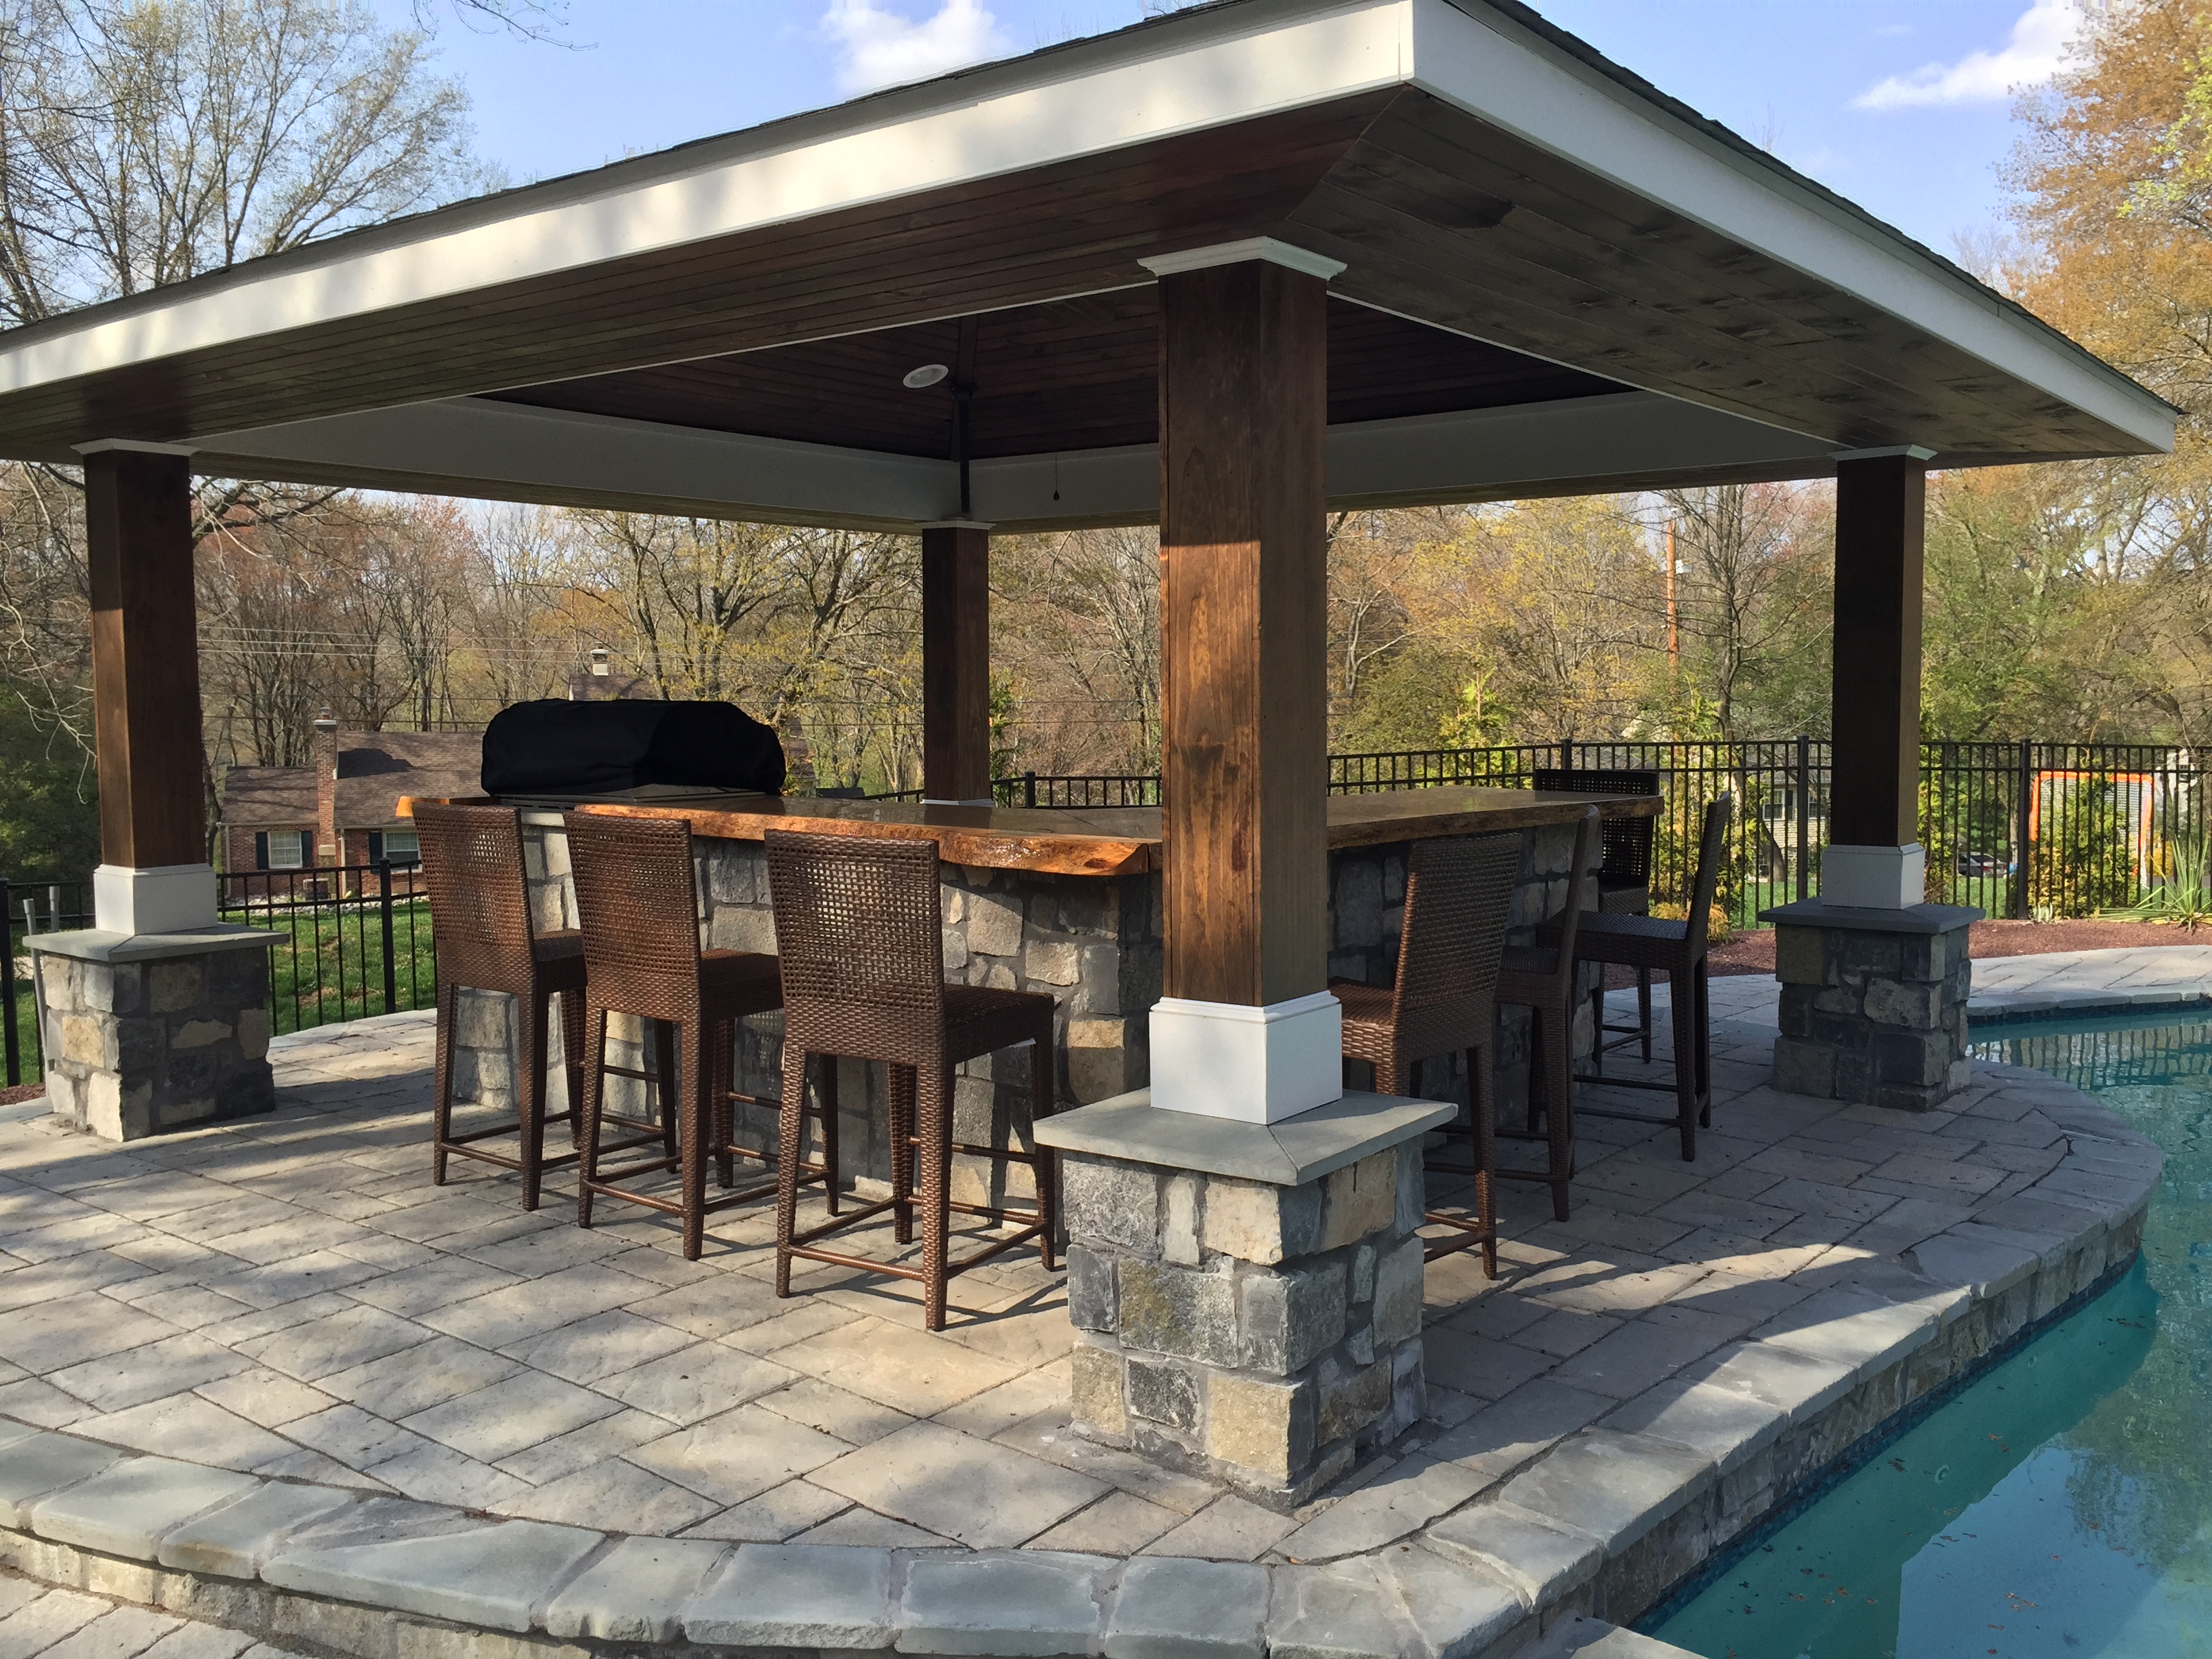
[920,520,992,802]
[1147,245,1339,1122]
[81,442,215,934]
[1824,447,1931,908]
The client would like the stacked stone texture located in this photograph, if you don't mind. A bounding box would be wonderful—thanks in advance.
[1771,916,1971,1111]
[447,817,1597,1193]
[37,945,274,1139]
[1061,1140,1427,1508]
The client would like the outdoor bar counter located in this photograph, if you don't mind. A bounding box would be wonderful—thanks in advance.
[444,787,1659,1204]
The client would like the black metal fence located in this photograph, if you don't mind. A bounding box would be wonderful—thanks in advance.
[7,737,2203,1084]
[2,864,430,1087]
[972,737,2211,926]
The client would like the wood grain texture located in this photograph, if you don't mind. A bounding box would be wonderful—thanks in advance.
[410,788,1656,876]
[487,291,1615,459]
[921,525,992,800]
[85,449,207,869]
[571,798,1157,876]
[0,85,2146,486]
[1325,786,1661,851]
[1829,454,1925,847]
[1158,260,1331,1007]
[0,100,1395,457]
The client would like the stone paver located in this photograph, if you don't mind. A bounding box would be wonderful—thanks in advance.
[0,1570,303,1659]
[0,976,2161,1657]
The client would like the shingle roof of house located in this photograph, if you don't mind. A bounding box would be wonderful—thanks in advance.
[219,732,483,831]
[333,732,481,827]
[219,767,315,827]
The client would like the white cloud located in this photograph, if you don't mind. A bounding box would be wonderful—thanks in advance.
[821,0,1012,94]
[1853,0,2076,111]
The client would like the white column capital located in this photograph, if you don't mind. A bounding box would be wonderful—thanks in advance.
[918,519,994,531]
[1830,445,1936,464]
[1139,239,1346,282]
[73,438,199,458]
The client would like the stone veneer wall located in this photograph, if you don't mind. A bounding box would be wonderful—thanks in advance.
[1063,1139,1428,1507]
[1771,914,1971,1111]
[445,815,1599,1194]
[34,942,274,1139]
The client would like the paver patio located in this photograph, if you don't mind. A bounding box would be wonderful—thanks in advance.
[0,972,2158,1566]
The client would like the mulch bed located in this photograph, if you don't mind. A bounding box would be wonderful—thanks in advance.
[0,1084,43,1107]
[1614,914,2199,986]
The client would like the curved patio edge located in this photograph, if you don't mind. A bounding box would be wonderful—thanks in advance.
[0,1062,2160,1659]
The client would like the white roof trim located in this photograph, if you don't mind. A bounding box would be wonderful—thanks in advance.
[0,0,2167,459]
[0,0,1410,400]
[192,388,1839,529]
[1412,0,2173,451]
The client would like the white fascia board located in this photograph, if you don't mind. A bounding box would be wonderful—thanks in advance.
[1323,391,1832,499]
[0,1,1412,403]
[197,388,1830,527]
[979,391,1826,525]
[197,400,960,527]
[1408,0,2175,454]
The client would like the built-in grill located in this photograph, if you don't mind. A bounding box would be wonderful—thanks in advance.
[481,699,784,806]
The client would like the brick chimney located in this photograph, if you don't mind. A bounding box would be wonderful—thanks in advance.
[313,710,340,867]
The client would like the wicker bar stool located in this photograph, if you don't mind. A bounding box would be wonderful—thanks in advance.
[1568,794,1734,1162]
[1493,807,1601,1223]
[1332,832,1521,1274]
[415,802,591,1210]
[564,813,831,1258]
[1534,768,1661,1061]
[764,830,1058,1332]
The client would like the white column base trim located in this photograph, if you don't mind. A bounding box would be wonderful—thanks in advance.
[93,863,219,935]
[1147,991,1345,1124]
[1820,843,1926,910]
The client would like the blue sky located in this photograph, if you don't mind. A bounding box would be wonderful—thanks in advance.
[391,0,2080,265]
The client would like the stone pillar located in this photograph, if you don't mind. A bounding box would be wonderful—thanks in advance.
[1765,902,1973,1111]
[1037,1090,1450,1508]
[30,930,276,1139]
[1763,445,1980,1111]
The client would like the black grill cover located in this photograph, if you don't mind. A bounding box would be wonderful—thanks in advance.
[480,700,785,797]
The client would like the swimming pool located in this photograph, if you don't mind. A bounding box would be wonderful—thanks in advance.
[1650,1011,2212,1659]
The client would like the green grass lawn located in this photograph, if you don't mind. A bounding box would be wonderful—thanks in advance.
[245,897,437,1035]
[0,899,440,1087]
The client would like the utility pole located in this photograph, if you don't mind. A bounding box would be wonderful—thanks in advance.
[1665,520,1680,670]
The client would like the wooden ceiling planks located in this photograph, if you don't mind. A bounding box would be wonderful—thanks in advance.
[1294,91,2136,457]
[484,291,1622,459]
[0,71,2154,476]
[0,98,1396,457]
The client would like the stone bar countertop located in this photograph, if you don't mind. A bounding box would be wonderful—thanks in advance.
[407,785,1661,878]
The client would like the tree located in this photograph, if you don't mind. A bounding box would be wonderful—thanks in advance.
[1652,483,1830,742]
[0,0,480,325]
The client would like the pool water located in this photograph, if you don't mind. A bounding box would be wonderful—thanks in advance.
[1651,1012,2212,1659]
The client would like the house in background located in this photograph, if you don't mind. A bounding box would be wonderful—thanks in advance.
[218,724,480,893]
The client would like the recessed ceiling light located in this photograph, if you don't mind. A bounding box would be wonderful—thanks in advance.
[903,363,950,389]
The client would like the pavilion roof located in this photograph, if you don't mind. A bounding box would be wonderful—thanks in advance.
[0,0,2175,530]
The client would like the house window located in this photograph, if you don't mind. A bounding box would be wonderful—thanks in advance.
[370,829,421,867]
[260,830,307,870]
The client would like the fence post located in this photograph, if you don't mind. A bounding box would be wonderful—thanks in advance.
[1560,735,1574,773]
[1024,771,1037,810]
[1795,735,1811,902]
[378,862,398,1015]
[1,879,16,1089]
[2014,737,2033,920]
